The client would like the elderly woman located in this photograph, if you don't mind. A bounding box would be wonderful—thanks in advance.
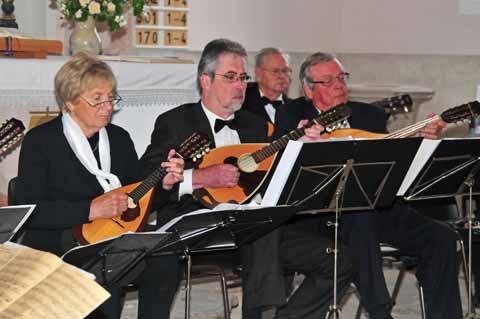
[16,52,184,319]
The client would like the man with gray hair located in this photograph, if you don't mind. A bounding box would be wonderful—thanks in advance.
[141,40,353,319]
[242,47,291,124]
[274,52,462,319]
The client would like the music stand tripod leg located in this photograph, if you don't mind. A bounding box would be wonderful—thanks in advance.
[326,159,354,319]
[464,175,480,319]
[184,252,192,319]
[325,199,341,319]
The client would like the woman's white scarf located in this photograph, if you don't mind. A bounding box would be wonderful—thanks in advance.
[62,112,121,192]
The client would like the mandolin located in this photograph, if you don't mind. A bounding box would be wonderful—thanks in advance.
[0,118,25,157]
[73,132,210,245]
[321,100,480,140]
[193,104,352,208]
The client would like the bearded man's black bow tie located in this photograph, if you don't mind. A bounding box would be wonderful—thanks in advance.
[214,118,239,133]
[261,96,283,109]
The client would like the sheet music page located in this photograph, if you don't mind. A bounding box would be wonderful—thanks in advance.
[0,244,109,319]
[0,245,61,312]
[0,263,109,319]
[261,140,303,206]
[396,139,441,196]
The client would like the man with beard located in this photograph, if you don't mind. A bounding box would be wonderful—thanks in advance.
[140,40,353,319]
[274,52,462,319]
[243,47,291,124]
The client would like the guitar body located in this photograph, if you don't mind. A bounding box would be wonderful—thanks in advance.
[194,143,276,208]
[73,182,154,245]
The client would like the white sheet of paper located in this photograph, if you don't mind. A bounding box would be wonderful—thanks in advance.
[261,140,303,206]
[397,139,441,196]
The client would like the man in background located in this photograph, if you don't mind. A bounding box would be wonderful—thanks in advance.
[242,47,291,124]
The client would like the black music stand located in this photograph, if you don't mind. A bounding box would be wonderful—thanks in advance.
[62,232,176,288]
[0,205,35,243]
[401,138,480,201]
[400,137,480,318]
[155,205,298,319]
[262,138,422,319]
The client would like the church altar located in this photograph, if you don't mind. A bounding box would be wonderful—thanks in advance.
[0,56,198,194]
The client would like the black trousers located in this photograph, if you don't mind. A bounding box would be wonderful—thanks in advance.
[243,220,353,319]
[340,202,462,319]
[276,222,353,319]
[90,254,183,319]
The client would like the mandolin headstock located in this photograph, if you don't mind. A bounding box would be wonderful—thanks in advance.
[441,101,480,123]
[0,118,25,156]
[313,104,352,132]
[177,132,211,162]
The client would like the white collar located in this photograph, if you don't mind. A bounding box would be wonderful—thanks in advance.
[259,88,283,102]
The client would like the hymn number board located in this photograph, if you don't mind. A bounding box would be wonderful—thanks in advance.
[135,0,189,49]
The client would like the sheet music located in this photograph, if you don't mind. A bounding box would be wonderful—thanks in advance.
[0,244,109,319]
[261,140,303,206]
[396,139,441,196]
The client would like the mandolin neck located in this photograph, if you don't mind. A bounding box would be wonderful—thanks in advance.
[251,123,310,163]
[128,167,167,203]
[384,115,440,139]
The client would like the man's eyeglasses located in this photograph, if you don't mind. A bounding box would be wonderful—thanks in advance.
[309,72,350,87]
[261,67,292,77]
[80,94,122,108]
[213,72,251,83]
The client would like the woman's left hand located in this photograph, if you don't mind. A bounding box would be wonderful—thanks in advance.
[161,149,185,190]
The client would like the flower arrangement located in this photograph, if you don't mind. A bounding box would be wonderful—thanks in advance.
[51,0,144,32]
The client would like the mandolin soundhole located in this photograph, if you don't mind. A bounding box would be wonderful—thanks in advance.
[121,207,140,222]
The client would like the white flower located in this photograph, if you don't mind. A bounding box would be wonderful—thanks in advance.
[88,1,101,14]
[74,9,83,18]
[79,0,90,8]
[107,2,116,13]
[114,14,127,27]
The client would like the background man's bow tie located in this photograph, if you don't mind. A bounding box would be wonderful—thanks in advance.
[261,96,283,109]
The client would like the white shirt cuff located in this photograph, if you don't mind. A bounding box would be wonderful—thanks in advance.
[178,168,193,197]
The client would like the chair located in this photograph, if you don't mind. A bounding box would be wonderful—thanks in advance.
[7,176,17,205]
[354,244,426,319]
[184,250,242,319]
